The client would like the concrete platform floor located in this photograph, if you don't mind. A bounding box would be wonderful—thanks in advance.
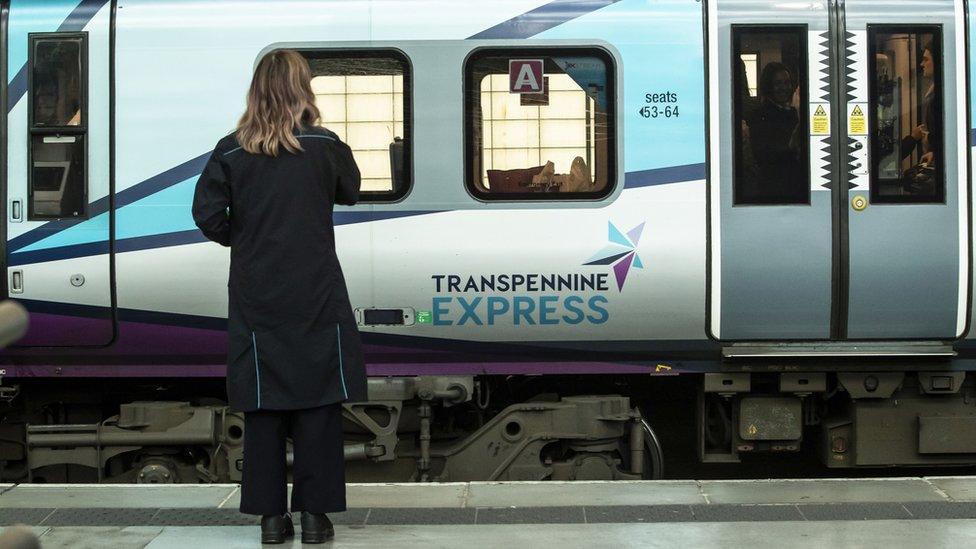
[0,477,974,548]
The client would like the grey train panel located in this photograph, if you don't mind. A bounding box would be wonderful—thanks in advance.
[721,201,833,338]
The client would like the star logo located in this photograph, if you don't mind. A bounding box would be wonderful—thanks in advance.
[583,221,645,291]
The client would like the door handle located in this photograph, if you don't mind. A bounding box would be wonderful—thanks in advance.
[355,308,416,326]
[10,270,23,294]
[9,199,23,223]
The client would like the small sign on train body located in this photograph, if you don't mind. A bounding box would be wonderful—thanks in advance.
[509,59,544,93]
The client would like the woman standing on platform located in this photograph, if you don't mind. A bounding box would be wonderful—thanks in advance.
[192,49,368,545]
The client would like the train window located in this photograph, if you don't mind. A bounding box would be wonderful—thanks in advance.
[302,50,411,201]
[30,135,86,218]
[31,36,84,127]
[868,26,944,203]
[464,48,615,200]
[732,27,809,205]
[28,33,88,220]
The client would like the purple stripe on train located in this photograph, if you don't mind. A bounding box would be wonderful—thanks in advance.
[15,312,113,347]
[0,361,681,378]
[0,314,699,378]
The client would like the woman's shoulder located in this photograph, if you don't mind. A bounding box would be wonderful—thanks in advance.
[297,125,345,146]
[213,132,243,156]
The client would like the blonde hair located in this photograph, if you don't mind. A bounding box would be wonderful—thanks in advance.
[237,50,321,156]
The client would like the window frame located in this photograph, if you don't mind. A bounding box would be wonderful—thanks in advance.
[27,31,89,220]
[463,46,617,202]
[295,47,413,203]
[730,24,811,207]
[866,24,945,205]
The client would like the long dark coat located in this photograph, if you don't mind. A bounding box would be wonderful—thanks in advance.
[192,126,368,412]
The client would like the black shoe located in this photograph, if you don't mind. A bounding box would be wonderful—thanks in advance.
[260,513,294,544]
[300,512,335,544]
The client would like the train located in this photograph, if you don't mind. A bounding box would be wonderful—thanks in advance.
[0,0,974,484]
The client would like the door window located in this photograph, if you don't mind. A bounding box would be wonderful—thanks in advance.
[28,33,87,219]
[732,26,809,205]
[868,26,944,203]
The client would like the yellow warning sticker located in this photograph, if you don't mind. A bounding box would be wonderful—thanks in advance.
[849,104,866,135]
[811,104,829,135]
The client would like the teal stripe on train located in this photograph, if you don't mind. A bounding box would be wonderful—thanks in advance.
[6,0,80,84]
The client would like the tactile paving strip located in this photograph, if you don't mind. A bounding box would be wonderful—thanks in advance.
[149,508,256,526]
[0,508,56,526]
[41,508,158,527]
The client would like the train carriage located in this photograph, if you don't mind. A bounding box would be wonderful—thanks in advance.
[0,0,974,483]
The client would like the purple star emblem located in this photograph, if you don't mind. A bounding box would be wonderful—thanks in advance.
[583,221,645,291]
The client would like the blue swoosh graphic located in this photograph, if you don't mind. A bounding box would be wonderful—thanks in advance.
[467,0,622,39]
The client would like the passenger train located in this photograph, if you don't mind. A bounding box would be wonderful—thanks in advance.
[0,0,974,483]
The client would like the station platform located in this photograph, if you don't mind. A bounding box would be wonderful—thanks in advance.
[1,477,975,547]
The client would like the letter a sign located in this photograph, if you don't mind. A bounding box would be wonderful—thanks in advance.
[509,59,544,94]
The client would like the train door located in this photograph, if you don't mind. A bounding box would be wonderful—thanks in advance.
[3,1,113,346]
[843,1,969,339]
[707,0,970,342]
[708,0,835,340]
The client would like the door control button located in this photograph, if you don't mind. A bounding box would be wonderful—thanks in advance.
[70,274,85,287]
[851,195,868,211]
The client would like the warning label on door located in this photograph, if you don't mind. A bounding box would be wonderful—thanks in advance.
[811,103,830,135]
[849,103,867,135]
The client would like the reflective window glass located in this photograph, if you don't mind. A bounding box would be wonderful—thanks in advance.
[30,134,85,218]
[32,37,83,127]
[732,27,809,205]
[303,52,410,200]
[869,27,944,203]
[465,49,615,199]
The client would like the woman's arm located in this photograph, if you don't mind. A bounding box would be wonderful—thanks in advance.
[192,150,232,247]
[334,141,362,206]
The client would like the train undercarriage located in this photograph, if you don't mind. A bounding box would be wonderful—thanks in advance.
[0,369,973,484]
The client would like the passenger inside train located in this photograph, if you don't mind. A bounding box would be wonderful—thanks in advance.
[748,62,805,203]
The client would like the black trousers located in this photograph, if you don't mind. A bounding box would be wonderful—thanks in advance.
[240,403,347,516]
